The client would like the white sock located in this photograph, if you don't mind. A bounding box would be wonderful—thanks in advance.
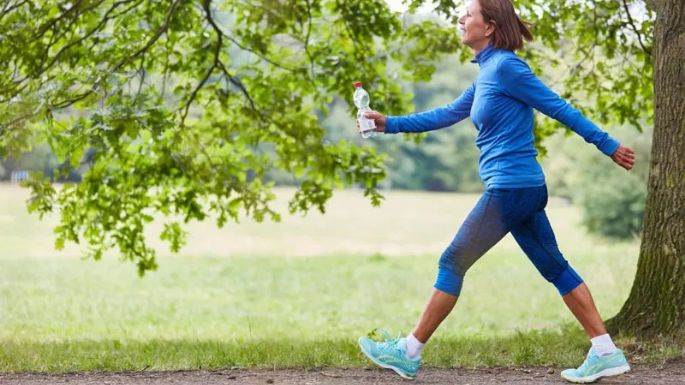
[591,333,618,356]
[405,333,425,359]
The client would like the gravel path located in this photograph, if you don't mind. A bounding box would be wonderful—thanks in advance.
[2,362,684,385]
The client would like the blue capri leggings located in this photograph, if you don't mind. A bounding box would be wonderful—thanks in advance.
[435,185,583,297]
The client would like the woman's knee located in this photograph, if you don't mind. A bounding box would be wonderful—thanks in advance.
[434,266,464,297]
[551,265,584,295]
[438,241,479,275]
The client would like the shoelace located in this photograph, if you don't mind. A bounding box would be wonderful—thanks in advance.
[578,351,602,371]
[368,328,405,353]
[377,337,404,353]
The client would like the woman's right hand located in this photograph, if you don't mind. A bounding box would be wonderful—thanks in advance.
[355,111,386,133]
[611,144,635,170]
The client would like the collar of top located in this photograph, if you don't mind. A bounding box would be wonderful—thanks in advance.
[471,43,496,65]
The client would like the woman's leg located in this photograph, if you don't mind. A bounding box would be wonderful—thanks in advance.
[412,189,513,343]
[562,283,607,338]
[510,206,607,338]
[510,197,630,382]
[412,289,458,342]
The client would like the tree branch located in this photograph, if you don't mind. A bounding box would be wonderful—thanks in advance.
[217,61,259,116]
[51,0,182,110]
[52,90,94,109]
[111,0,183,73]
[180,0,222,124]
[40,0,135,76]
[203,0,260,118]
[1,1,94,98]
[203,1,298,72]
[621,0,652,57]
[0,0,30,23]
[33,0,86,39]
[225,36,298,72]
[136,53,146,100]
[1,0,142,105]
[303,0,316,79]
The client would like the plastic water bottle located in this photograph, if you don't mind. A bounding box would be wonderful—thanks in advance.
[353,82,376,139]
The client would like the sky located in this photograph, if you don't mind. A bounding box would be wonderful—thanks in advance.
[385,0,441,14]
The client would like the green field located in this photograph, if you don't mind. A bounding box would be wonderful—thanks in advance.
[0,184,649,372]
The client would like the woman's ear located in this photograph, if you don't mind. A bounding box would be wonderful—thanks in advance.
[485,20,497,37]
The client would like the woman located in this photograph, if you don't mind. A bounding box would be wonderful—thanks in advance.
[357,0,636,383]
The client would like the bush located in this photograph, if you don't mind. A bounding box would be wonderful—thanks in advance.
[578,168,647,239]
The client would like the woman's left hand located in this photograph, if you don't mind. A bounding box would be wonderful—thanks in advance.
[611,145,636,170]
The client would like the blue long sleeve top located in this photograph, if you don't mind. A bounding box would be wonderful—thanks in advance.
[385,44,620,189]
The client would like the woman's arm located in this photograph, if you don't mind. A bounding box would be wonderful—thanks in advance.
[383,83,476,134]
[497,56,620,156]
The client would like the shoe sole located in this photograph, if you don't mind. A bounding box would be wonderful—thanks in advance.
[358,337,416,380]
[561,365,631,383]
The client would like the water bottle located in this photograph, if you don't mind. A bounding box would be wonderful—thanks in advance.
[353,82,376,139]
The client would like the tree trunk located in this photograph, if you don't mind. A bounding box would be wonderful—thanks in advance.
[608,0,685,339]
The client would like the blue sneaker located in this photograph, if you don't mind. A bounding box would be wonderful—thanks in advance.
[358,334,421,380]
[561,348,630,383]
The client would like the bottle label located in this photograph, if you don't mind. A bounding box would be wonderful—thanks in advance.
[358,116,376,133]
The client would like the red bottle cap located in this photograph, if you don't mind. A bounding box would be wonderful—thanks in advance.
[354,81,363,88]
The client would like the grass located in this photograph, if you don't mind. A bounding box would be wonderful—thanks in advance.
[0,330,591,372]
[0,184,665,373]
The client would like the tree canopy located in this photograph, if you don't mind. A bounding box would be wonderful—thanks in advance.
[0,0,654,274]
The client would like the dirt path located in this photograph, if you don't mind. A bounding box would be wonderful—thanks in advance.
[2,362,685,385]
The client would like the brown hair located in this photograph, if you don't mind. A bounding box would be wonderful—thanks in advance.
[478,0,533,51]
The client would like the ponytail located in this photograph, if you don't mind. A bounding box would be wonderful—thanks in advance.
[480,0,534,51]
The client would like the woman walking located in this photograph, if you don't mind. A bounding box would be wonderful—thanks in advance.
[357,0,636,382]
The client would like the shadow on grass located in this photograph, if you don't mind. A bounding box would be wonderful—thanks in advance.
[1,325,679,373]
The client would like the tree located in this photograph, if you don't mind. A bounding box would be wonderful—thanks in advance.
[0,0,459,274]
[1,0,682,340]
[607,0,684,340]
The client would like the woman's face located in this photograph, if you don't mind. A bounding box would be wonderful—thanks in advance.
[458,0,494,50]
